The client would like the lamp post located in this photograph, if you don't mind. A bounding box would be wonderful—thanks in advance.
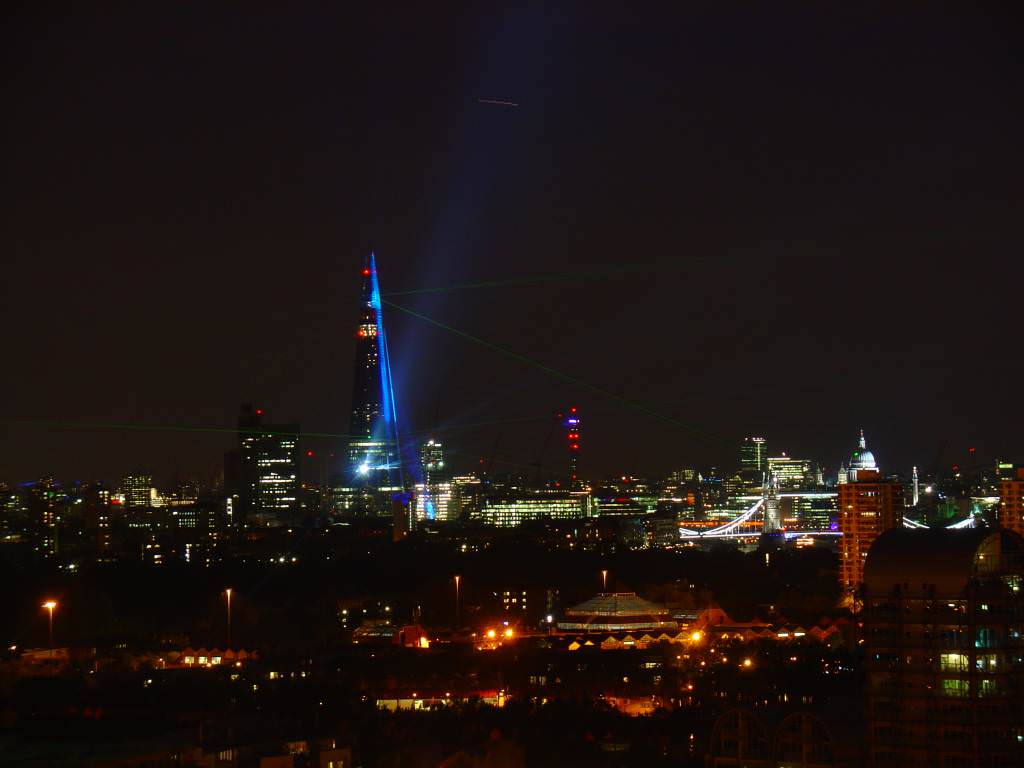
[42,600,57,655]
[454,575,461,630]
[601,569,608,591]
[225,588,232,648]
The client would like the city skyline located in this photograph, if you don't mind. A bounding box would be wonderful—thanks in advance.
[4,6,1023,485]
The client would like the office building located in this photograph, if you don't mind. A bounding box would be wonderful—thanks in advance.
[740,436,767,476]
[474,490,591,527]
[347,253,401,489]
[414,439,446,523]
[999,467,1024,537]
[863,528,1024,766]
[225,404,300,527]
[121,473,153,510]
[414,481,451,523]
[766,454,813,488]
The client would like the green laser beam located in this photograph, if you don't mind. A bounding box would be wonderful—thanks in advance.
[383,263,692,297]
[0,419,344,439]
[382,299,731,449]
[0,414,555,443]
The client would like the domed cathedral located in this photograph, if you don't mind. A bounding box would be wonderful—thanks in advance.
[838,429,878,485]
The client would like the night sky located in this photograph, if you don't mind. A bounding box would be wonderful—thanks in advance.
[3,5,1022,486]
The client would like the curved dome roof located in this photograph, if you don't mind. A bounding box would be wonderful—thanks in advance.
[850,449,876,470]
[850,430,877,470]
[864,528,1024,596]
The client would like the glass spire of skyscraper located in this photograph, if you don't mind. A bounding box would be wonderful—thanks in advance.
[347,253,401,487]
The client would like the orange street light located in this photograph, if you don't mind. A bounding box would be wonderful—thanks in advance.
[42,600,57,653]
[225,588,233,648]
[454,575,461,629]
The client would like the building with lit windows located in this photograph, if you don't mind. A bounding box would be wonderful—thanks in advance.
[766,454,813,488]
[501,589,528,615]
[121,473,153,510]
[414,439,446,523]
[474,490,591,527]
[863,528,1024,767]
[448,475,483,521]
[346,253,401,491]
[225,404,300,527]
[840,477,903,594]
[999,467,1024,537]
[783,494,838,531]
[740,436,767,476]
[414,481,451,523]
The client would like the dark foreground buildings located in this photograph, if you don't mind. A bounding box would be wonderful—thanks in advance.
[863,528,1024,767]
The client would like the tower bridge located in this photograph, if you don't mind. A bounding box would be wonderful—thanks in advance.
[677,492,974,541]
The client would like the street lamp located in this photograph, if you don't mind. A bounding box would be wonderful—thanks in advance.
[225,588,232,648]
[601,569,608,591]
[42,600,57,655]
[454,575,461,630]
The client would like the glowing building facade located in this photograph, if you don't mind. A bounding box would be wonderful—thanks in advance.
[347,254,401,489]
[474,490,591,527]
[121,473,153,510]
[838,432,902,593]
[226,404,300,527]
[740,436,767,476]
[999,468,1024,537]
[766,454,813,488]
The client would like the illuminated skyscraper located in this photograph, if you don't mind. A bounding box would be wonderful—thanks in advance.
[225,404,300,527]
[415,439,447,522]
[347,254,401,488]
[766,454,813,488]
[420,439,444,483]
[121,473,153,510]
[739,436,767,476]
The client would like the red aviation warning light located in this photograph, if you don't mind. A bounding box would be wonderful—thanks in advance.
[563,407,581,485]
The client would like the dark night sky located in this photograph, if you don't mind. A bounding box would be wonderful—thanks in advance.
[3,5,1022,486]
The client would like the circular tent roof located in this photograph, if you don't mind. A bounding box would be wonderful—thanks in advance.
[559,592,677,633]
[864,528,1024,596]
[564,592,669,617]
